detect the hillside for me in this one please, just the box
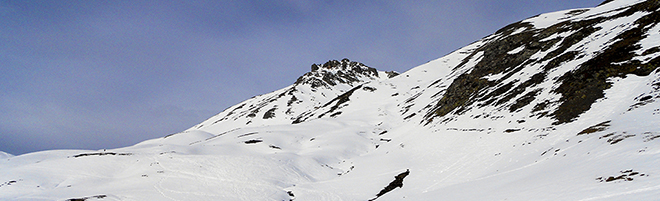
[1,0,659,200]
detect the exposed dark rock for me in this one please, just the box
[293,85,363,124]
[293,59,380,89]
[370,169,410,200]
[329,111,342,117]
[263,108,277,119]
[597,169,647,182]
[577,121,611,135]
[244,139,263,144]
[65,195,107,201]
[363,86,377,92]
[552,1,660,124]
[639,95,653,102]
[426,1,660,125]
[269,145,281,149]
[509,89,542,112]
[73,152,132,158]
[385,71,400,78]
[0,180,17,188]
[287,95,299,107]
[403,113,416,120]
[237,132,258,138]
[643,132,660,142]
[600,132,636,145]
[428,74,491,118]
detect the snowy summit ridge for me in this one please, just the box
[187,58,394,132]
[2,0,660,200]
[297,58,394,88]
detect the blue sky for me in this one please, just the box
[0,0,604,155]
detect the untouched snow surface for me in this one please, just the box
[0,151,12,159]
[2,0,660,200]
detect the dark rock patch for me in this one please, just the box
[65,195,107,201]
[237,132,258,138]
[370,169,410,201]
[269,145,281,149]
[0,180,18,188]
[599,132,636,145]
[425,1,660,125]
[286,191,295,201]
[294,58,379,89]
[292,85,362,124]
[577,121,611,135]
[643,132,660,142]
[244,139,263,144]
[72,152,132,158]
[597,169,647,182]
[263,108,277,119]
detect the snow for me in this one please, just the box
[2,0,659,200]
[580,0,646,20]
[523,0,647,29]
[510,27,528,35]
[0,151,12,159]
[507,45,525,55]
[524,9,578,29]
[634,22,660,62]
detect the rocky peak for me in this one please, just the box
[311,58,378,76]
[295,58,392,88]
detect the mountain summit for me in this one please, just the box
[2,0,659,200]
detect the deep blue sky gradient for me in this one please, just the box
[1,0,603,155]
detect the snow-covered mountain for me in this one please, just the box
[2,0,660,200]
[187,58,398,131]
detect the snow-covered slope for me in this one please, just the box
[0,151,12,160]
[185,58,397,135]
[2,0,659,200]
